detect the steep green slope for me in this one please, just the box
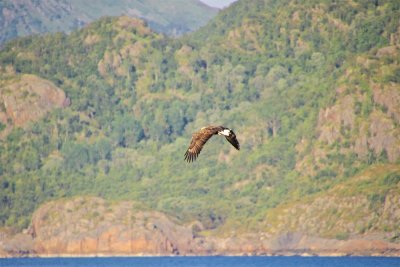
[0,0,399,242]
[0,0,217,44]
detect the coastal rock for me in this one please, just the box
[28,197,205,256]
[0,229,33,257]
[1,196,399,257]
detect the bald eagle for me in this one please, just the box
[184,125,240,162]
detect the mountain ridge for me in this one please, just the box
[0,0,218,45]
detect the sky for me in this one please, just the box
[199,0,238,9]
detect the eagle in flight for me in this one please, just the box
[184,125,240,162]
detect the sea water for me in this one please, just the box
[0,256,399,267]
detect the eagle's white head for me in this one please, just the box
[218,129,231,136]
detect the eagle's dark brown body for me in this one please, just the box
[184,125,240,162]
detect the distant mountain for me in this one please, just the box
[199,0,238,8]
[0,0,218,44]
[0,0,399,256]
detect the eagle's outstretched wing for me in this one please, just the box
[225,129,240,150]
[184,126,222,162]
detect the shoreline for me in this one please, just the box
[1,252,400,258]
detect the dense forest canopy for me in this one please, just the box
[0,0,399,238]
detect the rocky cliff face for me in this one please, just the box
[28,197,204,256]
[1,197,399,257]
[296,46,400,178]
[0,73,68,136]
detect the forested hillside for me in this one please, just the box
[0,0,399,246]
[0,0,217,44]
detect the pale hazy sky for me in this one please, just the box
[199,0,238,8]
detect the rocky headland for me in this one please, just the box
[1,197,399,257]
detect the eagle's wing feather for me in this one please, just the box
[184,126,220,162]
[225,130,240,150]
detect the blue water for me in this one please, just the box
[0,256,399,267]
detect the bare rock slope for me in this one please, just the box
[1,197,399,257]
[0,73,68,136]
